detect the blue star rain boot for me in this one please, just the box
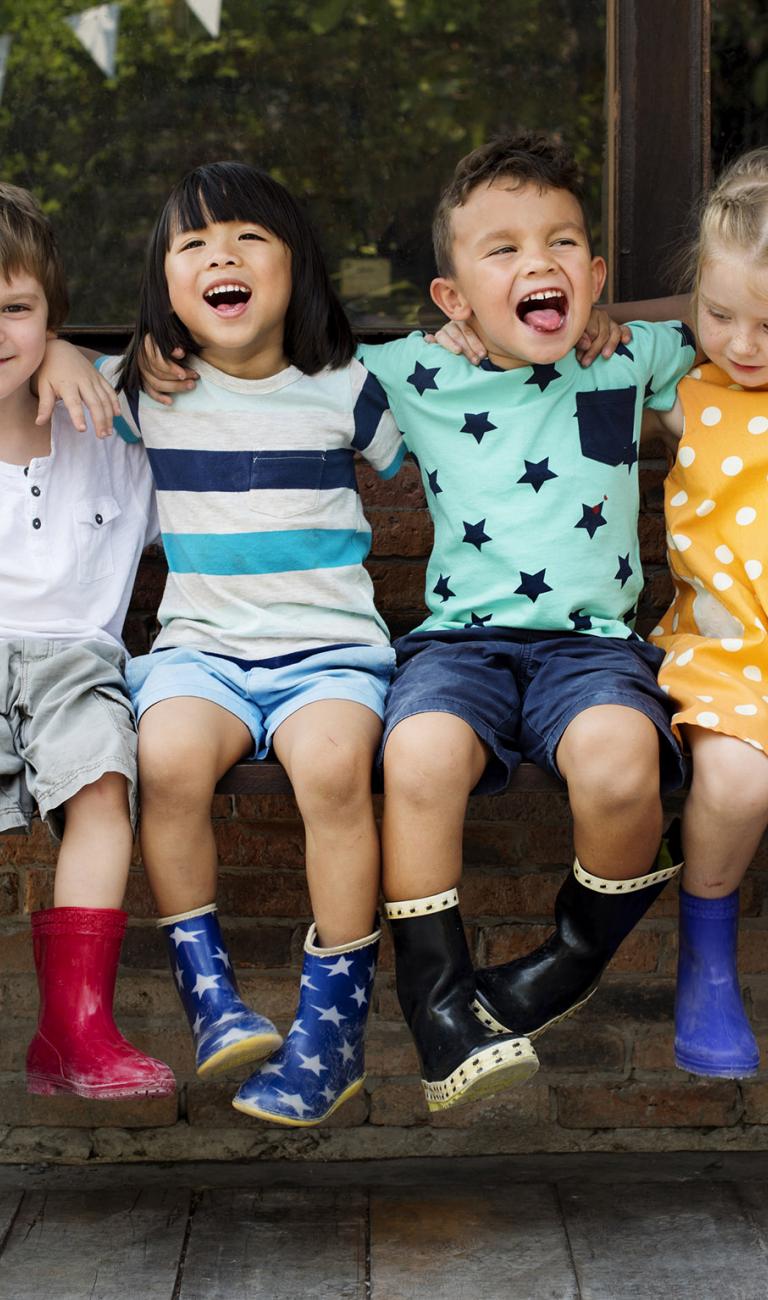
[675,887,759,1078]
[160,904,282,1078]
[233,922,379,1126]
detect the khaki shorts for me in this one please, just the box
[0,639,137,842]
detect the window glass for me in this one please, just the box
[711,1,768,173]
[0,0,606,328]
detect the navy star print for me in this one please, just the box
[525,364,561,392]
[465,611,492,628]
[569,609,593,630]
[515,569,552,602]
[576,501,607,539]
[426,468,442,496]
[407,362,440,395]
[433,574,455,603]
[462,519,492,551]
[675,322,696,350]
[518,457,558,493]
[615,554,633,587]
[615,341,635,362]
[644,378,655,401]
[462,412,497,444]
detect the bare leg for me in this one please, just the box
[681,726,768,898]
[54,771,134,909]
[556,704,663,878]
[381,712,488,900]
[272,699,382,947]
[137,698,252,916]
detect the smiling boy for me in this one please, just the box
[0,183,174,1098]
[354,133,697,1105]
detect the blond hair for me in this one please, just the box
[0,183,68,329]
[682,148,768,299]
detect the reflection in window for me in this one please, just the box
[711,1,768,174]
[0,0,605,329]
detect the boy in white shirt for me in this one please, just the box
[0,183,174,1097]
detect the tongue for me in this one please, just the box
[525,307,564,332]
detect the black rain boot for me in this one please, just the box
[385,888,539,1111]
[473,821,683,1038]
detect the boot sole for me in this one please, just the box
[197,1032,284,1079]
[674,1051,759,1079]
[471,984,599,1039]
[231,1074,364,1126]
[423,1038,539,1112]
[26,1075,175,1099]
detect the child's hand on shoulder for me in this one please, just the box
[576,308,632,367]
[35,339,120,438]
[140,337,199,405]
[425,320,487,364]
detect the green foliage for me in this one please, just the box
[0,0,606,326]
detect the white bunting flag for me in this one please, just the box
[185,0,222,38]
[0,35,11,105]
[65,4,120,79]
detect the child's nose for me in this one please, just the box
[522,248,556,273]
[207,245,240,268]
[732,329,758,357]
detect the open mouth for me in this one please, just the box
[203,282,252,315]
[516,289,568,333]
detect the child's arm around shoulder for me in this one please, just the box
[34,338,121,438]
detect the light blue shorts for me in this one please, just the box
[126,644,396,759]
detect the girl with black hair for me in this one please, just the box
[56,161,406,1126]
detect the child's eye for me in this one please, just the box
[553,237,577,246]
[489,245,517,256]
[179,238,205,251]
[2,303,30,313]
[239,232,266,242]
[708,307,729,322]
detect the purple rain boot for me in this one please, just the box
[675,887,759,1079]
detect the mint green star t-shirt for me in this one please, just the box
[357,321,694,640]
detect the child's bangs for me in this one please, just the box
[163,167,283,248]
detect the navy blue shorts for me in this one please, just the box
[381,629,686,796]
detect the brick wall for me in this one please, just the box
[3,446,768,1164]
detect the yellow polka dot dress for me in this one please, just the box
[651,363,768,752]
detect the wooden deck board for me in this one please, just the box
[369,1183,578,1299]
[176,1187,367,1300]
[0,1189,21,1249]
[560,1180,768,1300]
[0,1187,190,1300]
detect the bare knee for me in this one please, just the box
[65,771,130,823]
[290,733,375,817]
[138,725,216,814]
[689,733,768,823]
[383,714,484,810]
[560,708,661,816]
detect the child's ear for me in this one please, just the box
[430,276,473,322]
[590,256,608,303]
[45,329,57,341]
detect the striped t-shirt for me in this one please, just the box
[97,354,405,659]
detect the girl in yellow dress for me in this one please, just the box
[651,148,768,1077]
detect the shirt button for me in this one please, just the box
[32,518,41,529]
[95,513,103,525]
[31,485,41,497]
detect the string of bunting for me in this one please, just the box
[0,0,223,97]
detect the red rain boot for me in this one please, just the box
[26,907,176,1099]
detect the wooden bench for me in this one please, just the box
[215,758,562,796]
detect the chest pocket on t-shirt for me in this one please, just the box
[249,450,326,519]
[74,495,121,583]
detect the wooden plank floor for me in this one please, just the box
[2,1154,768,1299]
